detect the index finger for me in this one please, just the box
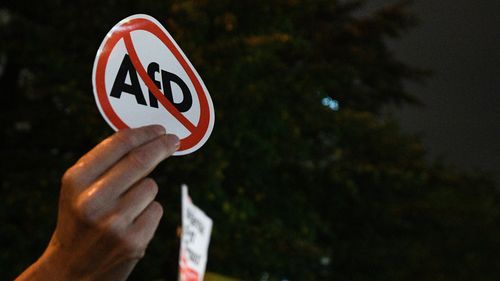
[67,125,166,189]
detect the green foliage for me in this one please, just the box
[0,0,498,280]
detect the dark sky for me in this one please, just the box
[363,0,500,180]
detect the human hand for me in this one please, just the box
[16,125,179,281]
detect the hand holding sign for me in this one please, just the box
[17,15,215,281]
[92,14,215,155]
[16,126,178,281]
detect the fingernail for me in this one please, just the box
[170,134,180,150]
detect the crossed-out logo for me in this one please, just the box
[92,14,215,155]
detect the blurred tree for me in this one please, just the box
[0,0,498,280]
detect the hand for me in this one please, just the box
[16,125,179,281]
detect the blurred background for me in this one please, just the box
[1,0,499,280]
[365,0,500,182]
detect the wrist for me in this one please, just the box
[16,238,75,281]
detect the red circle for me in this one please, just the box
[94,17,211,152]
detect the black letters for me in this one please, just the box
[110,54,147,106]
[147,62,162,108]
[160,70,193,113]
[110,54,193,112]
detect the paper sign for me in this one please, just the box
[92,14,215,155]
[179,184,213,281]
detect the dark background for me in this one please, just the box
[365,0,500,179]
[1,1,499,280]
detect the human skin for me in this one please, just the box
[16,125,179,281]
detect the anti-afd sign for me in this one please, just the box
[92,14,215,155]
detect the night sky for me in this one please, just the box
[364,0,500,180]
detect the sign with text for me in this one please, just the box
[92,14,215,155]
[179,184,213,281]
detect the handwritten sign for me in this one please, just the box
[179,184,213,281]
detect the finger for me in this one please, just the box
[75,178,158,224]
[66,125,166,189]
[116,178,159,224]
[128,201,163,250]
[91,134,179,200]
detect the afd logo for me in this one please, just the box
[110,54,192,112]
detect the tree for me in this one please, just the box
[1,0,498,280]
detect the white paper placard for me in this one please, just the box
[179,184,213,281]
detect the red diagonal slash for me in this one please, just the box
[94,16,212,152]
[123,33,197,133]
